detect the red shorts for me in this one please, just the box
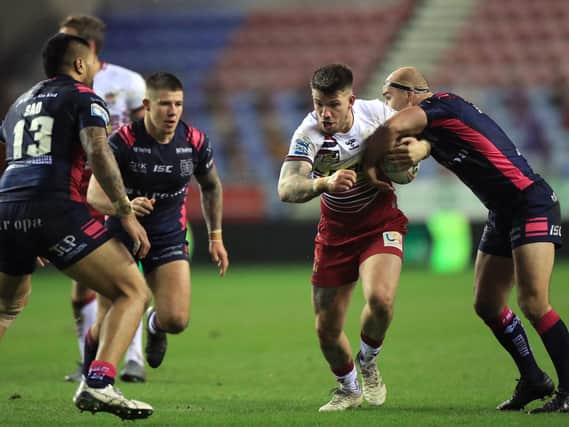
[311,230,404,288]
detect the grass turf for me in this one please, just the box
[1,263,568,426]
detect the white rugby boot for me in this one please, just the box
[356,351,387,406]
[73,380,153,420]
[318,387,363,412]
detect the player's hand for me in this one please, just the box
[131,197,155,217]
[209,240,229,277]
[36,257,50,267]
[385,137,430,171]
[364,165,394,192]
[120,213,150,259]
[326,169,357,193]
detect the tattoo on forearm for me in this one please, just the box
[278,161,320,203]
[80,127,127,203]
[198,170,223,231]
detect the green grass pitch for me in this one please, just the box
[1,263,569,426]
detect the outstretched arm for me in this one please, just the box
[363,106,429,186]
[195,164,229,276]
[278,159,357,203]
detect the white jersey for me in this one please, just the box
[94,62,146,132]
[287,99,394,213]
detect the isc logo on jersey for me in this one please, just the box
[153,165,173,173]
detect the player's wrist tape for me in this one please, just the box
[113,196,133,217]
[209,229,222,242]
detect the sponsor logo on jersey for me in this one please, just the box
[293,139,311,156]
[346,138,359,150]
[133,147,152,154]
[316,149,340,164]
[90,103,110,126]
[383,231,402,250]
[451,148,469,164]
[129,161,147,174]
[153,164,174,173]
[176,147,193,154]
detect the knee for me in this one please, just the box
[366,293,394,320]
[160,313,189,334]
[0,286,31,330]
[473,299,489,321]
[473,299,498,323]
[315,319,342,344]
[517,295,547,324]
[124,278,152,308]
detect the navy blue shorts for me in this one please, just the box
[0,200,113,275]
[479,181,563,257]
[110,227,188,274]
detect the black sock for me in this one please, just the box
[536,309,569,391]
[82,329,99,378]
[486,306,543,383]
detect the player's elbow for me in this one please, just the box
[277,181,292,203]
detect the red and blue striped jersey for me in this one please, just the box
[419,92,541,210]
[0,75,110,202]
[105,119,213,235]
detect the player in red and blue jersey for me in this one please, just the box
[59,15,147,383]
[0,33,153,419]
[86,72,229,374]
[364,66,568,414]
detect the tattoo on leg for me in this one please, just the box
[313,287,339,311]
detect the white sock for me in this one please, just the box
[124,320,144,366]
[359,339,382,366]
[148,311,160,335]
[77,299,97,361]
[336,366,361,394]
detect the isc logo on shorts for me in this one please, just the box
[383,231,402,251]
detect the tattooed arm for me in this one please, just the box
[195,164,229,276]
[80,126,130,213]
[195,164,223,233]
[80,126,150,258]
[277,160,357,203]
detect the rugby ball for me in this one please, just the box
[381,160,420,185]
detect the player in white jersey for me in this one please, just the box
[278,64,410,412]
[59,15,147,383]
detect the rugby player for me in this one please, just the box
[364,66,568,414]
[85,71,229,375]
[59,15,147,383]
[278,64,412,411]
[0,33,153,420]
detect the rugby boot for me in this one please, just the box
[73,380,153,420]
[318,387,363,412]
[145,307,167,368]
[497,372,554,410]
[356,351,387,406]
[64,362,83,382]
[530,389,569,413]
[119,360,146,383]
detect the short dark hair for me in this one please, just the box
[42,33,90,78]
[59,15,106,54]
[311,64,353,95]
[146,72,184,92]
